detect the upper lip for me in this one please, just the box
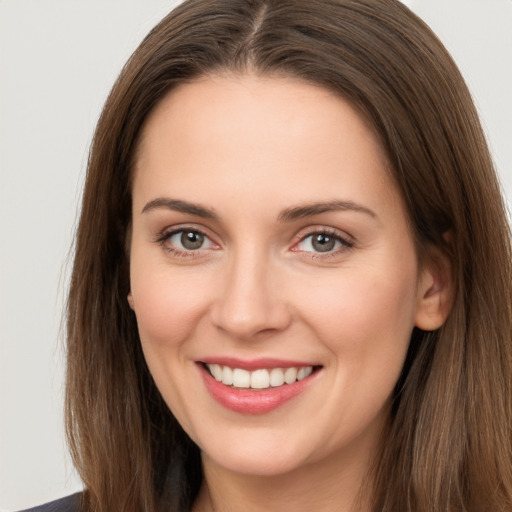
[198,357,320,371]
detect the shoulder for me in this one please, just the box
[18,492,82,512]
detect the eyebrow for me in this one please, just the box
[141,198,217,218]
[277,200,377,222]
[141,197,377,222]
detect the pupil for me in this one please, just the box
[181,231,204,250]
[312,234,335,252]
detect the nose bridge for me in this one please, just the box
[211,243,289,339]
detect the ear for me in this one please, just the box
[414,244,453,331]
[127,292,135,310]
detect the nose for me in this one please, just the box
[210,248,292,340]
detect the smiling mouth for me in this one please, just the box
[204,363,320,389]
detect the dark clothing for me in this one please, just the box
[18,492,82,512]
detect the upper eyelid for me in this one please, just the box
[153,225,215,248]
[293,225,354,243]
[158,224,214,239]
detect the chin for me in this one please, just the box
[197,429,319,477]
[207,450,308,477]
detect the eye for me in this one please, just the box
[154,227,218,257]
[167,229,215,251]
[295,231,353,254]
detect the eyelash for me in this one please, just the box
[293,228,354,258]
[154,226,354,259]
[154,227,216,259]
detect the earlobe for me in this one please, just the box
[127,292,135,310]
[414,248,453,331]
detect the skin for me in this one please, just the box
[128,75,451,511]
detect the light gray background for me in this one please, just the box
[1,1,511,509]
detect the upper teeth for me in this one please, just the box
[206,364,313,389]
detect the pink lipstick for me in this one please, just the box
[198,360,320,414]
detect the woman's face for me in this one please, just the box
[129,75,441,477]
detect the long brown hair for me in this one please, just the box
[66,1,512,510]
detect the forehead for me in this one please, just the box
[137,74,380,154]
[132,74,400,220]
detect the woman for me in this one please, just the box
[24,0,512,510]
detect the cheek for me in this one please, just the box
[129,264,212,430]
[297,262,418,368]
[130,263,213,350]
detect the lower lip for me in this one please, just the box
[199,364,318,414]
